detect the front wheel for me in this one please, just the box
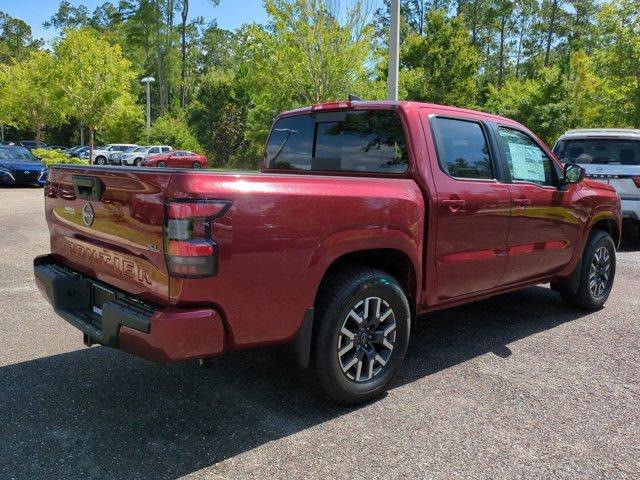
[560,230,616,310]
[95,156,107,165]
[157,161,166,168]
[192,162,202,169]
[134,158,143,166]
[310,267,411,405]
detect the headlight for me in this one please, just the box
[0,167,15,180]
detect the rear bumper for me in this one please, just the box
[33,255,225,362]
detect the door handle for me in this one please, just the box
[513,197,531,207]
[441,197,466,212]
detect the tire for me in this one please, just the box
[192,162,202,169]
[134,158,143,166]
[157,161,166,168]
[95,156,107,165]
[310,267,411,405]
[560,230,616,310]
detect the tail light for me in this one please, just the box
[310,101,354,111]
[632,176,640,188]
[164,199,231,277]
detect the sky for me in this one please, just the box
[2,0,271,42]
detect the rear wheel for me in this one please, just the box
[560,230,616,310]
[134,158,143,166]
[157,161,166,168]
[310,267,411,405]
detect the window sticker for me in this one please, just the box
[508,142,545,182]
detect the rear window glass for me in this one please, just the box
[554,139,640,165]
[264,110,408,173]
[431,117,494,179]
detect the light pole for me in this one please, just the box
[141,76,155,143]
[387,0,400,101]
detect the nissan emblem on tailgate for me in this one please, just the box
[82,203,95,227]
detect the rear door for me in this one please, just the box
[46,166,172,304]
[427,115,512,300]
[493,125,581,285]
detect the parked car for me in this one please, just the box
[19,140,48,150]
[90,143,138,165]
[0,141,16,146]
[44,145,69,153]
[553,129,640,230]
[0,146,48,186]
[67,146,90,158]
[108,145,138,165]
[120,145,172,166]
[142,150,207,169]
[34,100,621,404]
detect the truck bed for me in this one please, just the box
[44,165,425,349]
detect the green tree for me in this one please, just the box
[593,0,640,128]
[100,94,145,143]
[55,28,135,158]
[187,71,250,167]
[2,51,67,143]
[0,12,43,63]
[401,10,480,107]
[147,114,202,152]
[485,66,569,143]
[239,0,375,148]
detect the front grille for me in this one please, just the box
[11,170,40,183]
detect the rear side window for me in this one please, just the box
[431,117,494,180]
[264,110,408,173]
[554,139,640,165]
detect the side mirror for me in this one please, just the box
[563,163,585,185]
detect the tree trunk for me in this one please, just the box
[89,127,94,165]
[180,0,188,108]
[34,124,42,145]
[498,16,506,88]
[544,0,559,67]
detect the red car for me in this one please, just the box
[143,150,207,169]
[35,100,621,404]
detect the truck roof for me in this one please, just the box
[278,100,520,126]
[557,128,640,141]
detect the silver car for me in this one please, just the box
[553,129,640,228]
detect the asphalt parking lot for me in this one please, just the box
[1,186,639,479]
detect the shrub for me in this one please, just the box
[146,115,203,154]
[32,148,90,168]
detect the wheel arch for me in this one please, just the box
[290,243,421,370]
[590,217,620,248]
[314,248,418,311]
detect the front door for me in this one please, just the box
[493,126,581,285]
[428,116,512,300]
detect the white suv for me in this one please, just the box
[90,144,138,165]
[553,129,640,229]
[121,145,172,166]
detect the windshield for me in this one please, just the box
[554,139,640,166]
[0,147,39,162]
[133,146,148,152]
[122,146,137,152]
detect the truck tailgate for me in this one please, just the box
[45,166,172,304]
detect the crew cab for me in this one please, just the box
[34,101,621,404]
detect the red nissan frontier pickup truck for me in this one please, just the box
[34,101,621,404]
